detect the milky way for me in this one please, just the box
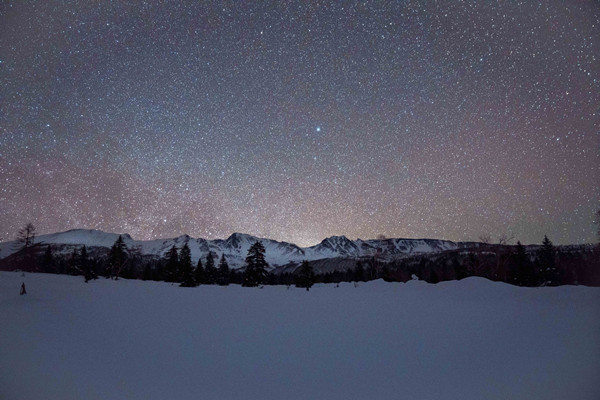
[1,1,598,246]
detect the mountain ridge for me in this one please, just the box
[0,228,483,269]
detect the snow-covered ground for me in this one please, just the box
[1,272,599,400]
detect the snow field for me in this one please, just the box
[1,272,599,400]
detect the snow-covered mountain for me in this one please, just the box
[0,229,476,269]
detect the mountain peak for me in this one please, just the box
[324,235,350,242]
[174,234,191,242]
[312,235,359,256]
[319,235,354,246]
[225,232,259,249]
[226,232,259,242]
[0,228,478,271]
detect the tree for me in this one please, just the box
[41,245,55,273]
[69,248,80,275]
[16,222,36,250]
[451,255,467,280]
[164,245,179,283]
[205,252,217,284]
[354,261,365,282]
[539,235,558,286]
[511,241,534,286]
[380,263,391,282]
[16,222,36,270]
[295,260,314,291]
[478,234,491,245]
[142,263,153,281]
[154,259,165,281]
[498,234,514,245]
[179,243,196,287]
[217,254,230,286]
[81,245,96,282]
[367,261,377,281]
[109,235,128,280]
[195,258,205,285]
[242,241,268,287]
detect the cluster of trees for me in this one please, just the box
[380,235,600,286]
[4,222,600,288]
[27,236,319,289]
[156,242,234,287]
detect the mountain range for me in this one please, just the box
[0,229,482,270]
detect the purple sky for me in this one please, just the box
[1,1,598,246]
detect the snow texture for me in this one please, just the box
[1,272,599,400]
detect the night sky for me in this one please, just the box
[1,1,598,247]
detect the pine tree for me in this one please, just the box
[205,252,217,284]
[428,269,440,284]
[154,259,165,281]
[109,235,128,280]
[354,261,365,282]
[539,235,558,285]
[179,243,196,287]
[195,258,205,285]
[142,263,153,281]
[41,245,55,273]
[70,248,80,275]
[295,260,314,291]
[242,241,269,287]
[511,241,533,286]
[81,245,96,282]
[164,245,179,283]
[90,259,99,280]
[452,256,466,280]
[380,263,391,282]
[218,254,230,286]
[367,262,377,281]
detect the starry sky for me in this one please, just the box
[1,1,598,247]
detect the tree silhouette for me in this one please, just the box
[539,235,558,286]
[82,245,96,282]
[41,245,55,273]
[218,254,230,286]
[109,235,128,280]
[179,243,196,287]
[195,258,205,285]
[242,241,268,287]
[16,222,36,250]
[205,252,217,284]
[354,261,365,282]
[164,245,179,283]
[511,241,533,286]
[295,260,314,291]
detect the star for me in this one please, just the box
[0,0,596,246]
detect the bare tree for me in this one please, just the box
[16,223,36,250]
[478,234,491,244]
[498,233,514,245]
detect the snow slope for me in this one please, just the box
[0,229,471,269]
[1,272,599,400]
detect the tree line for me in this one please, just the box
[25,236,316,289]
[3,223,600,288]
